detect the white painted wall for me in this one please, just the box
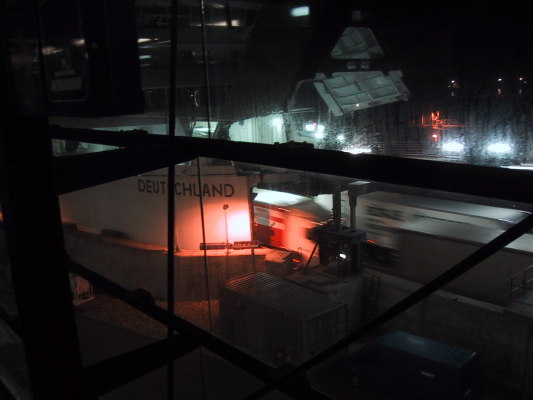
[59,167,252,250]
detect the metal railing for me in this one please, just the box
[504,264,533,305]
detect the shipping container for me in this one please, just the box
[219,272,348,367]
[344,330,481,399]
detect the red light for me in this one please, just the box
[226,210,251,242]
[367,239,376,244]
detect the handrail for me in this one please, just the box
[504,264,533,305]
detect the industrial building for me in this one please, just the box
[1,1,533,399]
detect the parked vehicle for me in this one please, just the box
[344,330,481,399]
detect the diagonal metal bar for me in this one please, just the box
[84,333,198,397]
[49,127,533,204]
[0,380,16,400]
[0,305,20,336]
[49,125,161,148]
[243,213,533,399]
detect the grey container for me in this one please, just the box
[219,271,348,367]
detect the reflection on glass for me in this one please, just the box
[34,0,533,395]
[59,170,168,370]
[53,140,533,396]
[159,159,532,398]
[37,1,533,169]
[39,1,533,168]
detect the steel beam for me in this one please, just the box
[54,145,196,194]
[50,127,533,204]
[84,333,198,397]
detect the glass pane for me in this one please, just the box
[22,1,533,398]
[142,158,258,334]
[194,2,533,171]
[39,1,533,168]
[178,157,533,399]
[48,0,173,156]
[59,170,168,369]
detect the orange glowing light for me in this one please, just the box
[421,111,464,130]
[178,201,251,250]
[227,210,252,242]
[367,239,376,244]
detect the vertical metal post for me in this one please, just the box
[167,0,179,399]
[223,204,229,253]
[332,190,341,231]
[0,60,90,400]
[523,270,527,297]
[523,324,532,400]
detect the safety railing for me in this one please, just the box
[504,264,533,305]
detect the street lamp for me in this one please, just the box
[223,204,229,254]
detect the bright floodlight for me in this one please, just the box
[442,142,464,152]
[291,6,309,17]
[305,123,325,138]
[304,123,315,132]
[344,146,372,154]
[271,117,283,129]
[487,143,511,153]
